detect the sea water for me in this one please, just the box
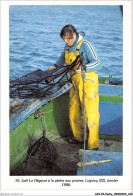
[9,5,123,81]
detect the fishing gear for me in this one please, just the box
[9,52,84,99]
[45,52,84,83]
[22,109,61,174]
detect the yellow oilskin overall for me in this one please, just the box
[65,40,99,150]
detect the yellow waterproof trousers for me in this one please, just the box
[69,72,99,150]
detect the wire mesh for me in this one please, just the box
[9,53,84,99]
[9,68,68,99]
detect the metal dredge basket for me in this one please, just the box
[9,68,70,99]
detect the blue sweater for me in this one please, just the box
[56,33,102,73]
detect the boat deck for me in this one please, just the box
[10,136,122,176]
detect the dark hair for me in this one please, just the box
[60,24,78,38]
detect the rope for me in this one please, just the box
[44,53,84,95]
[80,55,95,175]
[79,54,86,176]
[81,68,86,176]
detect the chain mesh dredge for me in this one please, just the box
[9,53,84,99]
[9,68,68,99]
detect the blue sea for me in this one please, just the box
[9,5,123,81]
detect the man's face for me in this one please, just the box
[62,33,77,47]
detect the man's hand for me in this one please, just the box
[75,64,86,73]
[75,66,81,74]
[48,66,56,71]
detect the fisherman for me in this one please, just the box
[48,24,102,150]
